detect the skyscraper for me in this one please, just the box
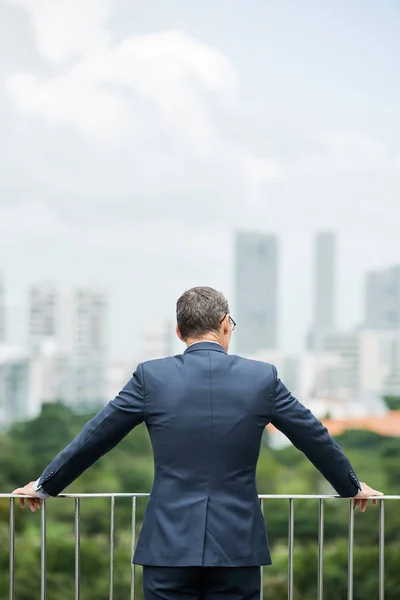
[234,231,278,354]
[72,287,108,408]
[365,265,400,329]
[308,232,336,350]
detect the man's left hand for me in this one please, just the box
[12,482,42,511]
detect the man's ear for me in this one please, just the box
[222,315,230,335]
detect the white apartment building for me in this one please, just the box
[359,329,400,398]
[28,284,108,410]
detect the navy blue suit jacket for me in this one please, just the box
[37,342,361,567]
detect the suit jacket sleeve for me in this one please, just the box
[36,364,146,497]
[269,366,361,498]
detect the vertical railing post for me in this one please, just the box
[288,499,294,600]
[260,498,264,600]
[41,500,47,600]
[379,499,385,600]
[317,499,324,600]
[347,500,354,600]
[75,498,80,600]
[131,496,137,600]
[9,498,15,600]
[110,496,115,600]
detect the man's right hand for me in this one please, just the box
[353,482,383,512]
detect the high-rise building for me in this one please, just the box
[29,283,58,351]
[0,274,5,343]
[308,232,336,351]
[365,266,400,329]
[234,231,278,354]
[69,287,108,408]
[28,283,108,408]
[0,346,31,428]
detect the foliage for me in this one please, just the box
[383,396,400,411]
[0,403,399,599]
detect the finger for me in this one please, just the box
[28,498,36,512]
[372,498,377,506]
[353,499,360,510]
[35,498,42,510]
[361,499,368,513]
[13,488,27,508]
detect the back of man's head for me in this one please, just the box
[176,287,229,341]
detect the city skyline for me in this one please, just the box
[2,229,400,359]
[3,231,400,422]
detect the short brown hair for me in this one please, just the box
[176,287,229,340]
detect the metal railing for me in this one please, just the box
[1,493,399,600]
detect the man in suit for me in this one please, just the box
[14,286,382,599]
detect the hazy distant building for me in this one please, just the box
[245,349,304,398]
[359,329,400,397]
[308,232,336,351]
[140,320,175,361]
[28,284,108,408]
[0,346,31,428]
[365,266,400,329]
[29,283,58,352]
[320,330,359,398]
[0,274,5,343]
[69,287,108,408]
[235,232,278,353]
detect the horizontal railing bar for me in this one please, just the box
[2,493,399,500]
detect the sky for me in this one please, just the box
[1,0,400,359]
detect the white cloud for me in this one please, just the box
[7,70,130,139]
[7,0,113,62]
[7,29,237,146]
[5,1,280,200]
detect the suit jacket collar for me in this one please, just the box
[184,341,227,355]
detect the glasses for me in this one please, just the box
[220,314,236,331]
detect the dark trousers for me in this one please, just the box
[143,566,261,600]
